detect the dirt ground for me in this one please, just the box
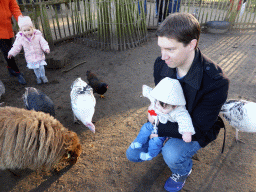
[0,30,256,192]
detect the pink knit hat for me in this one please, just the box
[18,16,34,29]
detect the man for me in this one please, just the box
[126,13,229,191]
[0,0,26,84]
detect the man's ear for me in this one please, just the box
[189,39,197,50]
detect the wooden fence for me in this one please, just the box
[16,0,256,49]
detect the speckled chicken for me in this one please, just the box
[22,87,55,117]
[220,99,256,142]
[70,77,96,133]
[86,70,108,98]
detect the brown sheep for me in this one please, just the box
[0,106,81,172]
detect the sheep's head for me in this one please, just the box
[63,131,82,165]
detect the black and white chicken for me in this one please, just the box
[70,77,96,133]
[220,99,256,142]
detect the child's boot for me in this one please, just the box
[36,78,42,84]
[17,73,26,85]
[33,68,42,84]
[38,66,48,83]
[41,76,48,84]
[8,68,26,85]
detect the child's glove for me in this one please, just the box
[182,132,192,142]
[45,49,50,54]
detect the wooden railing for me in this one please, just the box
[15,0,256,49]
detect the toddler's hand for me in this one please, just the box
[148,111,155,124]
[150,133,158,139]
[7,54,13,59]
[182,132,192,143]
[45,49,50,54]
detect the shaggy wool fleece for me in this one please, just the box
[0,106,81,171]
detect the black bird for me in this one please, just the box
[86,70,108,98]
[22,87,55,117]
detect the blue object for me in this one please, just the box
[164,170,192,191]
[168,0,181,13]
[130,122,166,159]
[17,73,26,85]
[138,0,147,15]
[7,68,19,77]
[17,0,30,4]
[24,88,55,117]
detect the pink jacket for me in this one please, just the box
[8,29,50,63]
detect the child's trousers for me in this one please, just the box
[131,122,166,158]
[33,65,46,79]
[126,136,201,176]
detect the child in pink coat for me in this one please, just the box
[8,16,50,84]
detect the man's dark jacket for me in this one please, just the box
[154,48,229,148]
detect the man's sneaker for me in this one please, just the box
[164,169,192,192]
[41,76,48,84]
[36,78,42,84]
[17,73,26,85]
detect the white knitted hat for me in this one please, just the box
[150,77,186,105]
[18,16,34,29]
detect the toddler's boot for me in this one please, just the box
[17,73,26,85]
[36,78,42,84]
[41,76,48,84]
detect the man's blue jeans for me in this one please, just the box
[126,136,201,176]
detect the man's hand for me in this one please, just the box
[182,132,192,142]
[45,49,50,54]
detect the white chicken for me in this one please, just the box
[220,99,256,142]
[70,77,96,133]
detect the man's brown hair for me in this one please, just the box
[156,13,201,48]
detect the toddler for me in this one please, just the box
[8,16,50,84]
[130,77,195,161]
